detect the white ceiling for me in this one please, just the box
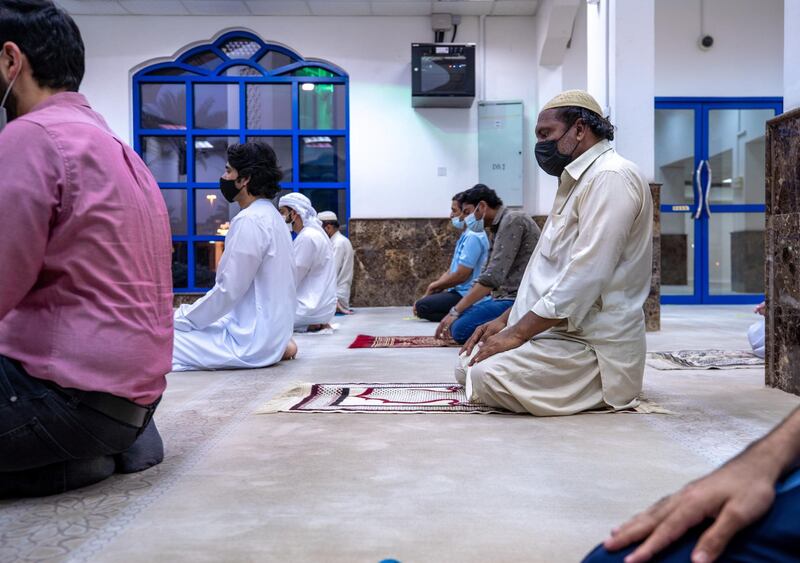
[56,0,539,17]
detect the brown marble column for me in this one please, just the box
[765,108,800,396]
[646,183,662,332]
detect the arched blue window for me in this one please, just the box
[132,30,349,292]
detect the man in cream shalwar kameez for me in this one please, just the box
[456,90,653,416]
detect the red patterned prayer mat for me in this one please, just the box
[257,383,511,414]
[348,334,460,349]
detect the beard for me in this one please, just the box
[0,73,18,122]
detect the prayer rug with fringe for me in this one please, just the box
[257,383,672,415]
[348,335,459,349]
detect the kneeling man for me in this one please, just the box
[0,1,171,497]
[458,90,653,416]
[173,142,297,370]
[279,193,337,332]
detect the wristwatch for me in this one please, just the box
[449,307,461,318]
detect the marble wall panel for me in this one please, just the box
[350,219,460,307]
[661,235,688,286]
[173,293,203,307]
[765,108,800,396]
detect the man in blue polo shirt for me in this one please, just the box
[414,192,490,322]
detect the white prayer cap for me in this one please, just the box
[318,211,338,222]
[279,192,324,231]
[541,89,604,117]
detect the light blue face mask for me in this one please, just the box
[464,211,484,233]
[451,216,465,229]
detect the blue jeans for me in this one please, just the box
[0,355,163,498]
[450,298,515,344]
[582,468,800,562]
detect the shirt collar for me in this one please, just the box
[561,139,613,185]
[490,205,507,231]
[29,92,90,114]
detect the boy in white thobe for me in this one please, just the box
[279,194,337,331]
[319,211,355,313]
[457,90,653,416]
[173,143,297,371]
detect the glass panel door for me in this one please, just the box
[706,109,773,205]
[655,106,702,302]
[703,106,775,302]
[707,212,764,295]
[655,99,781,304]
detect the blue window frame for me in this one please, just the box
[132,31,350,293]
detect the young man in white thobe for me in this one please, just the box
[279,194,337,332]
[318,211,355,314]
[457,90,653,416]
[172,142,298,371]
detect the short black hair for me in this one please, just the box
[461,184,503,209]
[555,106,615,141]
[0,0,85,92]
[452,191,465,204]
[227,142,283,199]
[321,219,340,229]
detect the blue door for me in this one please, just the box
[655,98,782,304]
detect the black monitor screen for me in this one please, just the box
[419,55,468,94]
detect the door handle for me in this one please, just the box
[703,159,713,217]
[694,159,704,220]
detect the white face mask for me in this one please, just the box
[0,70,19,133]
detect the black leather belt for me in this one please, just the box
[43,380,156,428]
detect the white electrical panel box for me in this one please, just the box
[478,101,524,206]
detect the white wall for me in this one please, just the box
[785,0,800,111]
[74,15,537,219]
[533,0,566,214]
[655,0,783,97]
[609,0,655,179]
[484,17,538,213]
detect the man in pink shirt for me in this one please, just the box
[0,0,173,496]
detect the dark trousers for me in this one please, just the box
[582,469,800,562]
[415,290,463,322]
[0,355,162,498]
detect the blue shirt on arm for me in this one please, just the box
[449,230,490,296]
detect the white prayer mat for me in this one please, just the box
[257,383,672,415]
[295,322,340,335]
[647,350,765,370]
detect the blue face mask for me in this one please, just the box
[464,212,484,233]
[451,216,464,229]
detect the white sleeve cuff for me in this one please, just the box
[532,296,557,319]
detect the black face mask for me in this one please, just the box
[535,123,579,177]
[219,177,240,203]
